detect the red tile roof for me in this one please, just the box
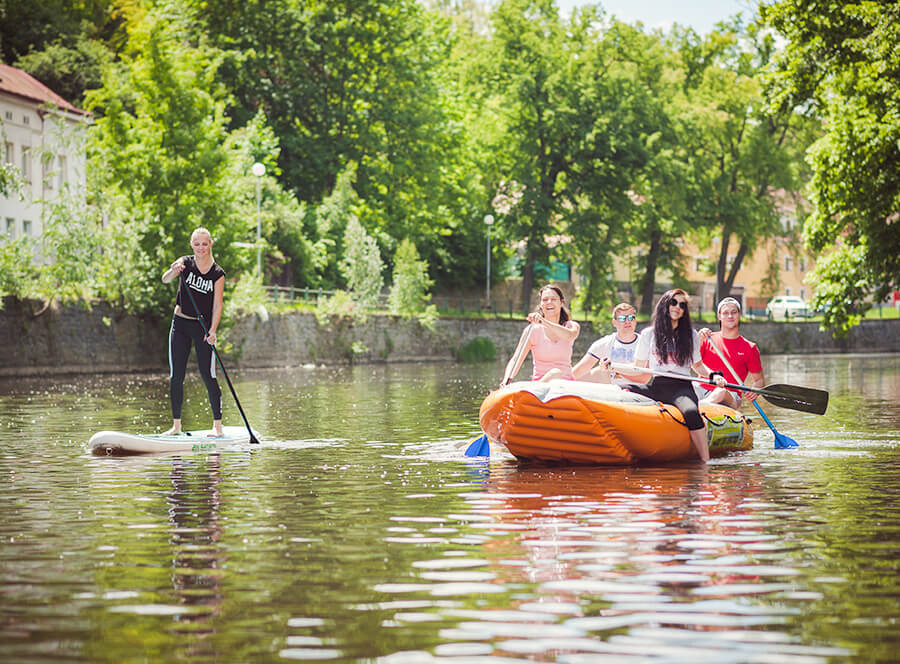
[0,63,88,116]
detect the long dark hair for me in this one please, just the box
[534,284,570,326]
[652,288,693,366]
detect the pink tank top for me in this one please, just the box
[530,324,575,380]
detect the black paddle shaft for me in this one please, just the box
[179,273,259,444]
[609,363,829,415]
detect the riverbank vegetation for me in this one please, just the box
[1,1,897,334]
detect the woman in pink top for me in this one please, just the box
[501,285,580,385]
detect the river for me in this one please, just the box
[0,353,898,663]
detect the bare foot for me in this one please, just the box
[208,428,224,438]
[162,427,182,436]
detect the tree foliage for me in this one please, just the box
[389,238,433,314]
[762,0,900,333]
[1,0,848,331]
[340,217,385,310]
[675,20,813,306]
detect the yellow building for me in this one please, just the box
[612,210,816,316]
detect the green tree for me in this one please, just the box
[340,217,384,310]
[186,0,487,290]
[553,18,655,315]
[480,0,588,312]
[388,238,433,314]
[676,20,814,304]
[85,7,243,313]
[762,0,900,333]
[2,0,124,104]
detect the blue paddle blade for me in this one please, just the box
[773,431,799,449]
[752,401,799,449]
[464,434,490,457]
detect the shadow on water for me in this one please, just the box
[0,354,898,662]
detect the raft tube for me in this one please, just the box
[479,380,752,465]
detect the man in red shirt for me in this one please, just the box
[698,297,765,409]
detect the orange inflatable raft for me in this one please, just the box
[479,380,753,465]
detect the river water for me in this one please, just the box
[0,353,898,663]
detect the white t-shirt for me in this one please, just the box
[587,332,639,385]
[633,327,700,375]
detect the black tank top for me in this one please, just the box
[176,256,225,323]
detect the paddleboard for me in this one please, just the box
[89,426,259,456]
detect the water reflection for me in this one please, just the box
[166,456,225,649]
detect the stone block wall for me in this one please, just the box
[2,298,898,377]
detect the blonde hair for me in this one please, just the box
[191,227,213,243]
[612,302,635,318]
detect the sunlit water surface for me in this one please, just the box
[1,354,898,663]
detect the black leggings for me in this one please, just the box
[168,316,222,420]
[624,376,704,430]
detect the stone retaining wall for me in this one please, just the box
[1,298,898,376]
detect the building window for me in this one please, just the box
[785,286,792,296]
[5,218,15,239]
[3,110,11,121]
[694,257,705,272]
[784,255,792,271]
[21,147,31,183]
[23,220,32,237]
[4,142,12,164]
[22,115,29,125]
[800,256,807,272]
[800,288,806,300]
[43,156,53,190]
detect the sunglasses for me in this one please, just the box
[615,314,636,322]
[669,299,688,310]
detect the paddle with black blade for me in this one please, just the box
[465,323,535,457]
[706,337,798,449]
[180,273,260,444]
[610,363,829,415]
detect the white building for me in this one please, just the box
[0,63,90,258]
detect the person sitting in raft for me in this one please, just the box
[571,302,639,384]
[500,284,580,386]
[601,288,726,462]
[696,296,765,409]
[161,227,226,437]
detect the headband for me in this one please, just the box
[717,297,742,314]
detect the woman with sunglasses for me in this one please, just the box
[501,284,580,386]
[572,302,639,384]
[602,289,725,462]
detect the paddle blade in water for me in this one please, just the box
[773,430,799,448]
[464,434,490,457]
[760,383,829,415]
[752,400,799,449]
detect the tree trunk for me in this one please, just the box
[716,229,749,302]
[715,229,732,303]
[638,225,662,316]
[520,246,536,315]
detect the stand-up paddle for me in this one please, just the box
[707,338,798,449]
[610,363,829,415]
[181,274,259,444]
[465,324,534,458]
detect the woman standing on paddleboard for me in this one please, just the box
[161,227,226,437]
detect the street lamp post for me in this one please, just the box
[251,162,265,275]
[484,214,494,307]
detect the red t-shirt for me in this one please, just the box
[700,332,762,392]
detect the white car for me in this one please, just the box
[766,295,810,320]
